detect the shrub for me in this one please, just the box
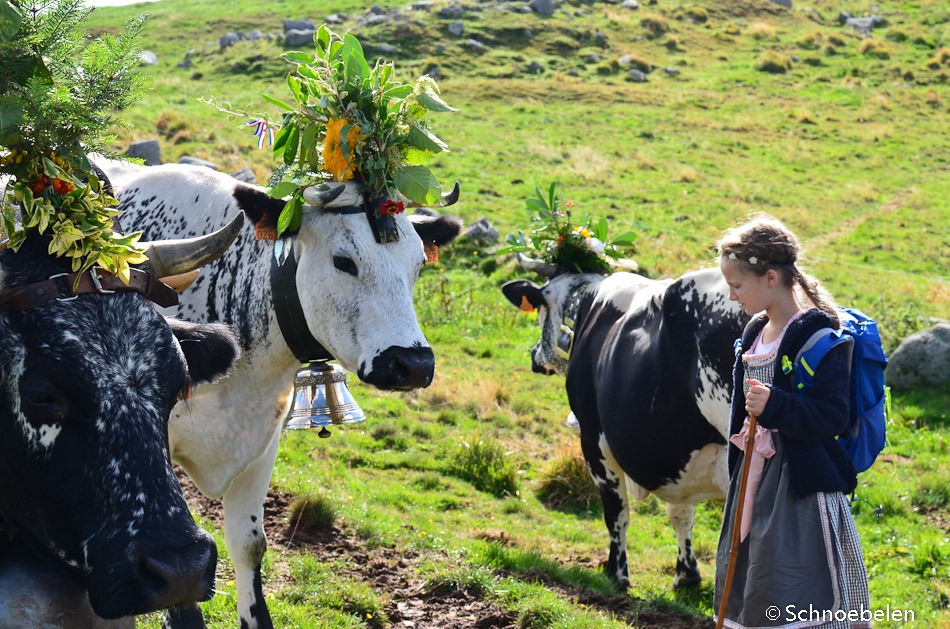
[676,167,700,182]
[665,34,685,51]
[797,111,818,125]
[288,493,337,532]
[536,444,599,512]
[748,22,777,40]
[686,6,708,23]
[803,56,822,67]
[796,31,823,50]
[622,53,655,73]
[859,38,891,59]
[449,436,520,496]
[641,16,671,39]
[826,34,847,47]
[755,51,792,73]
[723,22,742,36]
[885,29,908,42]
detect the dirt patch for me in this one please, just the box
[176,468,711,628]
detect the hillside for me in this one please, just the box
[81,0,950,627]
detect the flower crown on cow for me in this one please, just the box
[498,183,638,276]
[204,26,455,243]
[0,3,150,283]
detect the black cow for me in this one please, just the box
[503,262,747,589]
[0,225,241,623]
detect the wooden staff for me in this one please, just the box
[716,413,758,629]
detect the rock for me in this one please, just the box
[439,4,464,18]
[466,38,486,51]
[885,324,950,388]
[664,66,680,75]
[436,43,446,53]
[519,4,532,12]
[284,29,316,47]
[412,1,435,9]
[219,32,239,49]
[230,167,256,183]
[176,58,193,69]
[179,156,218,170]
[582,53,603,62]
[627,69,648,82]
[139,50,158,65]
[324,14,345,25]
[361,13,390,26]
[529,0,555,15]
[574,9,588,16]
[245,30,265,40]
[593,31,608,46]
[283,19,315,32]
[768,0,791,7]
[527,60,544,73]
[567,69,580,76]
[371,43,399,55]
[620,0,639,7]
[462,217,499,244]
[369,4,385,14]
[426,65,442,79]
[448,21,464,35]
[838,11,852,25]
[845,16,883,36]
[126,139,161,166]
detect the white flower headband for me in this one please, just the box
[726,251,770,265]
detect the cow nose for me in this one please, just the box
[359,346,435,390]
[134,536,217,611]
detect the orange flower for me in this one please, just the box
[322,118,363,182]
[52,178,74,195]
[29,174,50,195]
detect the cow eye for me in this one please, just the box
[333,254,358,277]
[20,381,68,424]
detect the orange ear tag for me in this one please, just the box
[177,381,193,402]
[520,296,536,313]
[423,240,439,263]
[256,224,278,240]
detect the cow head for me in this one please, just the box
[0,235,240,618]
[234,182,463,391]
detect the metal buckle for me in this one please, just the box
[49,273,78,302]
[555,315,575,361]
[89,269,114,295]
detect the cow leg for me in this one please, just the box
[164,603,206,628]
[581,431,630,589]
[222,427,281,629]
[666,503,701,589]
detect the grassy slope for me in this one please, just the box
[84,0,950,626]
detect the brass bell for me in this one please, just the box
[283,361,365,437]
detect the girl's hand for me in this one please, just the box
[745,378,771,416]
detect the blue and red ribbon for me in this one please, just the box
[247,119,274,150]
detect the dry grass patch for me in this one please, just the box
[748,21,777,40]
[536,443,599,512]
[755,50,791,73]
[859,38,892,59]
[675,167,700,183]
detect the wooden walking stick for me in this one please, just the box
[716,413,758,629]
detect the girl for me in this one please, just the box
[714,216,870,628]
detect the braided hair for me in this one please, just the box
[717,214,839,328]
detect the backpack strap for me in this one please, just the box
[793,327,851,390]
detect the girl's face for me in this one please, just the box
[719,257,776,316]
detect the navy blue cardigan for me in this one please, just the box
[728,309,858,498]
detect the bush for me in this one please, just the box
[885,29,908,42]
[748,22,777,40]
[622,53,655,73]
[288,493,337,532]
[859,38,892,59]
[686,6,708,23]
[665,34,685,51]
[449,436,520,496]
[796,31,823,50]
[723,22,742,36]
[755,51,792,73]
[641,16,671,39]
[536,444,599,512]
[803,56,822,67]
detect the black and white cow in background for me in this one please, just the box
[502,258,747,589]
[100,160,463,629]
[0,223,242,623]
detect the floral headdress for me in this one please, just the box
[0,3,150,283]
[205,26,455,243]
[724,251,770,266]
[498,183,637,275]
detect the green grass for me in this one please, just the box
[74,0,950,625]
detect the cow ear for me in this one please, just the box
[232,184,286,230]
[166,319,241,385]
[501,279,545,310]
[409,214,463,247]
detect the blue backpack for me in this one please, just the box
[791,307,891,473]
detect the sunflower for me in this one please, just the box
[322,118,363,182]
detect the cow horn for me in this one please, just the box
[516,252,557,278]
[302,183,346,207]
[140,210,245,278]
[439,181,460,207]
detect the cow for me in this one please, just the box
[501,257,748,590]
[99,160,464,629]
[0,218,243,623]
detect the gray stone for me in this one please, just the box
[284,28,316,47]
[361,13,390,26]
[519,4,533,12]
[426,65,442,79]
[620,0,638,7]
[768,0,792,7]
[179,156,219,170]
[369,4,385,14]
[230,167,256,183]
[412,1,435,9]
[283,19,315,32]
[529,0,555,15]
[527,60,544,73]
[139,50,158,65]
[176,57,193,69]
[885,323,950,389]
[372,43,398,55]
[567,69,580,76]
[448,21,464,35]
[219,32,239,49]
[466,38,486,51]
[664,66,680,75]
[593,31,608,46]
[436,43,446,53]
[838,11,852,24]
[324,14,345,25]
[627,69,648,82]
[845,16,880,36]
[126,139,161,166]
[245,30,265,40]
[574,9,588,16]
[462,217,499,244]
[439,4,464,18]
[523,28,533,38]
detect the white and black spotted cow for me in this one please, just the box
[502,260,747,589]
[100,160,463,629]
[0,228,241,623]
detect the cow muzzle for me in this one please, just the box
[359,345,435,390]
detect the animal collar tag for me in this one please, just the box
[555,287,584,362]
[424,240,439,264]
[519,295,535,313]
[270,237,333,362]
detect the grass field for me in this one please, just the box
[80,0,950,626]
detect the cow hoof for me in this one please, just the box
[672,572,702,590]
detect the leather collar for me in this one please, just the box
[270,237,333,363]
[0,268,179,312]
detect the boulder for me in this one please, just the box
[448,21,464,35]
[371,43,399,55]
[245,30,265,40]
[179,156,219,170]
[368,4,386,14]
[620,0,639,7]
[466,38,486,51]
[885,323,950,389]
[126,139,161,166]
[845,16,879,36]
[284,29,316,47]
[361,13,390,26]
[462,217,499,244]
[324,14,345,25]
[139,50,158,65]
[176,58,193,69]
[529,0,555,15]
[664,66,681,75]
[627,69,648,82]
[439,4,464,18]
[219,32,239,49]
[768,0,792,7]
[527,60,544,73]
[412,1,435,9]
[283,19,315,32]
[230,167,256,183]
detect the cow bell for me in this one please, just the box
[283,361,365,437]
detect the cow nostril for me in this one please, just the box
[136,555,170,596]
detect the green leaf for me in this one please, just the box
[269,182,298,198]
[316,24,331,53]
[404,147,435,164]
[394,166,441,205]
[406,124,447,154]
[283,125,300,167]
[610,230,638,244]
[594,217,608,242]
[287,75,303,104]
[341,33,369,82]
[0,1,22,43]
[384,85,413,99]
[283,51,315,65]
[0,101,24,132]
[272,124,292,152]
[297,64,320,81]
[278,196,302,236]
[262,94,294,110]
[416,91,457,112]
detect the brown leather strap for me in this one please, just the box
[0,268,180,312]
